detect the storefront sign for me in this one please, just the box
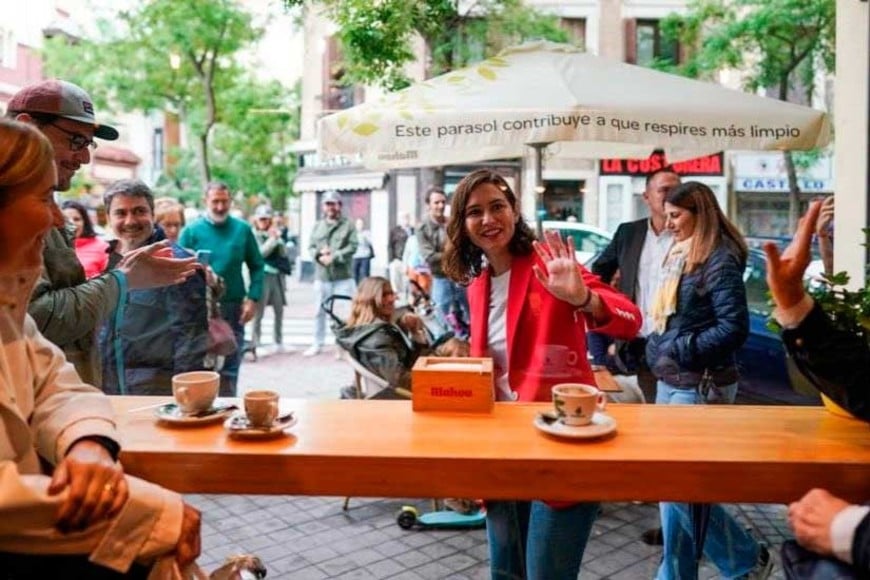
[736,177,833,193]
[599,152,724,176]
[300,150,362,169]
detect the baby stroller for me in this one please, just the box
[407,278,469,341]
[322,294,454,400]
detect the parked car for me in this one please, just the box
[737,248,821,405]
[541,220,614,265]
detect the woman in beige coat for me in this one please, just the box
[0,119,201,577]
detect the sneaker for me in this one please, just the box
[302,345,321,357]
[640,527,664,546]
[740,545,773,580]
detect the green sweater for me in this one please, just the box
[179,215,264,303]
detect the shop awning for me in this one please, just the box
[293,171,386,193]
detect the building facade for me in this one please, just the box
[293,0,835,276]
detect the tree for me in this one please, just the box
[284,0,571,91]
[43,0,298,193]
[661,0,835,230]
[209,79,300,210]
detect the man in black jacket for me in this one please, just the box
[591,168,681,403]
[766,200,869,576]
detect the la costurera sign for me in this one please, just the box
[600,152,724,177]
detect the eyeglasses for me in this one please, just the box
[49,122,97,152]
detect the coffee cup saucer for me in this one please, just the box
[223,412,297,439]
[533,411,617,440]
[155,401,236,425]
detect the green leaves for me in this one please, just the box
[806,229,870,338]
[299,0,569,91]
[43,0,300,205]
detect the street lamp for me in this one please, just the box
[169,53,181,70]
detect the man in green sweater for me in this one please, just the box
[179,182,264,395]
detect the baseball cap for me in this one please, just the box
[7,79,119,141]
[254,205,273,219]
[322,190,342,204]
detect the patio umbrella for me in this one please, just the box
[318,40,830,190]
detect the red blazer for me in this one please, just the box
[467,252,641,402]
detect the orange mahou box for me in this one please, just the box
[411,356,494,413]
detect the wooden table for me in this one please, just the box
[113,397,870,504]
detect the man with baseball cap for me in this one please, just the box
[305,190,358,357]
[7,79,198,386]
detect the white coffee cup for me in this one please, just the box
[552,383,607,426]
[172,371,219,414]
[244,390,280,428]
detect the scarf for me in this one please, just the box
[649,237,693,335]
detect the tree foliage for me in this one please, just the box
[43,0,300,207]
[284,0,571,90]
[660,0,835,229]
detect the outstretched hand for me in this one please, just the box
[117,240,199,290]
[532,230,588,306]
[764,200,822,311]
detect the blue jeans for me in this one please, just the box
[486,500,600,580]
[431,276,469,337]
[218,301,245,397]
[313,278,356,346]
[655,380,761,580]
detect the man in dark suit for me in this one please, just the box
[591,168,681,404]
[766,200,868,576]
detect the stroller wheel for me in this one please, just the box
[397,506,419,530]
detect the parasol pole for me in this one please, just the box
[529,143,549,239]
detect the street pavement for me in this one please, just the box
[193,278,792,579]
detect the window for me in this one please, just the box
[0,27,15,68]
[625,19,679,67]
[560,18,586,51]
[152,128,164,174]
[322,37,358,112]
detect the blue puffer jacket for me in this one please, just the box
[100,228,209,395]
[646,240,749,388]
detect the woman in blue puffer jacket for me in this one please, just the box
[646,181,773,580]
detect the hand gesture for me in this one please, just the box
[816,196,834,237]
[399,312,424,333]
[318,247,334,266]
[48,439,127,531]
[532,230,588,306]
[788,488,850,556]
[240,298,257,324]
[117,241,199,290]
[175,503,202,567]
[764,200,821,311]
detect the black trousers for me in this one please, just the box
[627,337,658,404]
[0,553,150,579]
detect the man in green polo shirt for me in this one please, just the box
[179,182,264,395]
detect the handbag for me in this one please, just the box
[264,251,293,276]
[207,313,238,357]
[697,369,729,404]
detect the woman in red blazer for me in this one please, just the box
[443,169,641,580]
